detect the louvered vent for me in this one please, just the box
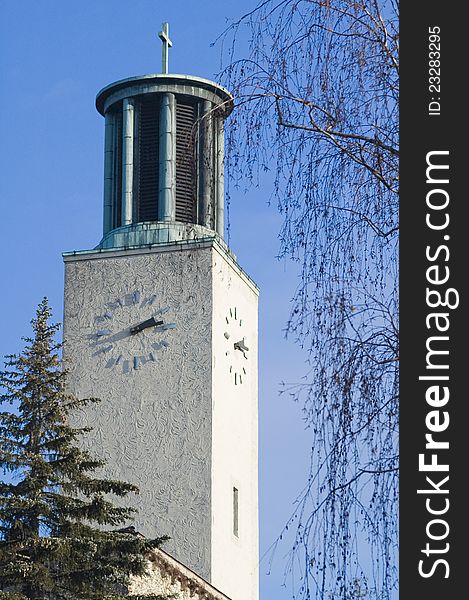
[137,95,159,222]
[112,105,123,230]
[175,101,197,222]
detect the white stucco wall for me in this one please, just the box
[211,250,259,600]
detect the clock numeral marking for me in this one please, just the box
[123,293,135,307]
[133,356,140,370]
[243,367,246,375]
[224,332,230,339]
[155,305,170,315]
[142,294,157,307]
[157,322,176,331]
[239,375,243,384]
[95,311,113,323]
[225,317,230,325]
[115,355,123,365]
[96,329,112,337]
[107,298,123,310]
[149,352,157,363]
[132,291,141,305]
[152,340,169,351]
[101,344,113,354]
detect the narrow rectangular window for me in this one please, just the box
[233,486,239,537]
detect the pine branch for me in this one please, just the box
[0,299,170,599]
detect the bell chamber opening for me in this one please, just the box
[136,94,160,223]
[107,94,198,227]
[175,99,197,223]
[98,74,233,248]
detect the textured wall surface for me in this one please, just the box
[63,240,259,597]
[63,243,214,579]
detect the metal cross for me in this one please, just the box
[158,22,172,74]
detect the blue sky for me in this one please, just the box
[0,2,312,597]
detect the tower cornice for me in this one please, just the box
[63,235,259,296]
[96,73,233,116]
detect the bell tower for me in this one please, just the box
[62,24,258,600]
[97,28,231,249]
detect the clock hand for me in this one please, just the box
[130,317,164,335]
[234,338,249,354]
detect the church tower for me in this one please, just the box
[62,25,258,600]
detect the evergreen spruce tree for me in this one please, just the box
[0,299,168,600]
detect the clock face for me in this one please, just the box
[224,306,249,385]
[90,290,176,372]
